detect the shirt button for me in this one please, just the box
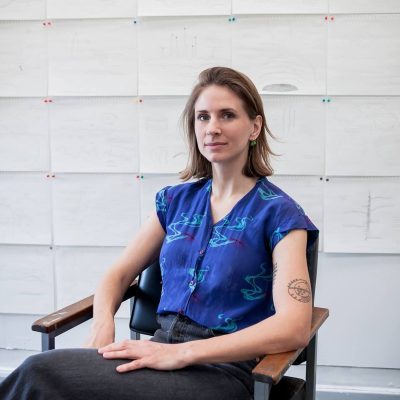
[199,249,205,255]
[190,279,196,286]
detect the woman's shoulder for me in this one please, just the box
[157,178,210,202]
[257,177,306,215]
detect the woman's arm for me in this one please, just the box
[85,211,165,348]
[99,229,312,371]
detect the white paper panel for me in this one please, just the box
[326,97,400,176]
[0,21,47,96]
[324,178,400,253]
[47,0,137,19]
[138,17,231,95]
[328,15,400,95]
[0,314,42,350]
[232,16,326,95]
[48,20,137,96]
[0,314,130,350]
[0,0,45,19]
[268,175,324,250]
[316,253,400,368]
[233,0,328,14]
[330,0,400,14]
[53,174,140,246]
[264,96,325,175]
[0,98,49,171]
[138,0,230,16]
[139,174,182,223]
[50,97,139,173]
[0,246,54,314]
[55,246,129,318]
[139,97,187,173]
[0,173,51,244]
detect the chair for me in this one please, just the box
[32,238,328,400]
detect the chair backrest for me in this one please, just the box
[129,237,319,338]
[294,236,318,365]
[306,236,319,305]
[129,260,162,335]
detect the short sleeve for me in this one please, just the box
[266,198,319,252]
[155,186,172,232]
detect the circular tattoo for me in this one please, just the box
[288,279,311,303]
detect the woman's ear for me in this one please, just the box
[250,115,263,140]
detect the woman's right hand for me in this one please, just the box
[84,317,115,349]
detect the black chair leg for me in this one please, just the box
[305,334,317,400]
[254,381,271,400]
[41,332,55,351]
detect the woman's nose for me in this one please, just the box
[206,117,221,135]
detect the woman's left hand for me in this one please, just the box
[98,339,190,373]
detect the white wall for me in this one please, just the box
[0,0,399,368]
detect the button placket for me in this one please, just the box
[183,225,213,314]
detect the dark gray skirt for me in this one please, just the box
[0,313,256,400]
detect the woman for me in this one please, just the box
[0,67,318,400]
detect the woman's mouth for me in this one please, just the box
[205,142,227,147]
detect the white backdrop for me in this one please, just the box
[0,0,399,369]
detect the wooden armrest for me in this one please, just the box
[252,307,329,384]
[32,281,138,335]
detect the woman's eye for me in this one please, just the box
[197,114,209,121]
[223,113,235,119]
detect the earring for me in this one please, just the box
[250,140,257,147]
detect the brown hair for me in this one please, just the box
[179,66,275,181]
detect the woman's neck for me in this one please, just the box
[210,168,258,200]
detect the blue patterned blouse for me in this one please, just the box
[155,177,318,333]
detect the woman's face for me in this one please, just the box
[194,85,261,167]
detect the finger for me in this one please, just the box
[116,359,146,373]
[98,339,130,354]
[102,350,130,359]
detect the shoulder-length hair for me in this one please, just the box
[179,66,275,181]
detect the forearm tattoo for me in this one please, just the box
[288,279,311,303]
[272,262,277,287]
